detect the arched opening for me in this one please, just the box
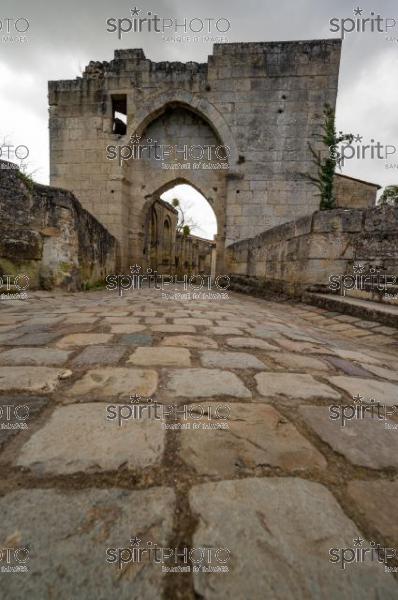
[123,101,229,273]
[142,181,217,277]
[161,183,217,276]
[161,184,217,240]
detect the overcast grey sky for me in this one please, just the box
[1,0,398,236]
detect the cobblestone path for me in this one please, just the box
[0,288,398,599]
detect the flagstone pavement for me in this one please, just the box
[0,287,398,599]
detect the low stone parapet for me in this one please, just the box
[226,206,398,298]
[0,161,119,291]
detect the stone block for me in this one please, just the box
[189,477,396,598]
[0,487,174,598]
[16,403,165,474]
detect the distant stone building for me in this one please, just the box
[48,40,343,273]
[334,173,380,209]
[175,233,215,276]
[145,197,214,274]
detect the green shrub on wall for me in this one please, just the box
[306,104,353,210]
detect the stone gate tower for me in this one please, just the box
[48,40,342,272]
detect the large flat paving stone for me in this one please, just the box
[151,324,196,333]
[56,333,113,348]
[200,350,266,370]
[159,335,217,349]
[0,487,174,599]
[331,348,382,365]
[0,396,48,448]
[71,345,126,367]
[128,347,191,367]
[104,316,141,324]
[16,403,164,474]
[68,368,158,400]
[212,327,244,336]
[328,376,398,405]
[0,347,71,366]
[118,333,153,346]
[180,403,325,477]
[360,363,398,382]
[166,368,251,398]
[226,337,278,351]
[269,352,329,371]
[189,478,398,599]
[347,479,398,545]
[173,318,213,326]
[0,367,71,393]
[109,324,146,334]
[2,332,61,346]
[255,373,341,401]
[299,406,398,468]
[17,316,63,326]
[275,338,331,355]
[62,314,99,324]
[324,357,373,377]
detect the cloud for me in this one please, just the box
[161,184,217,239]
[1,0,397,196]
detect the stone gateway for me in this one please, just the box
[48,40,342,272]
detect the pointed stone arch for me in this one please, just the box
[125,89,240,171]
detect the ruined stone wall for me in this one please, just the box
[0,161,118,291]
[146,198,178,273]
[144,197,214,275]
[334,174,379,209]
[48,40,342,269]
[175,233,214,274]
[226,206,398,296]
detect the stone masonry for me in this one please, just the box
[48,40,342,271]
[334,173,380,209]
[0,286,397,598]
[226,205,398,296]
[0,161,118,291]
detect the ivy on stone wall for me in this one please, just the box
[306,104,353,210]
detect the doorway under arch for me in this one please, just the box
[142,180,217,277]
[122,101,229,273]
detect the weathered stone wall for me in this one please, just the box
[175,233,214,275]
[0,161,118,290]
[226,206,398,296]
[48,40,342,270]
[145,198,178,273]
[145,197,214,274]
[334,174,380,209]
